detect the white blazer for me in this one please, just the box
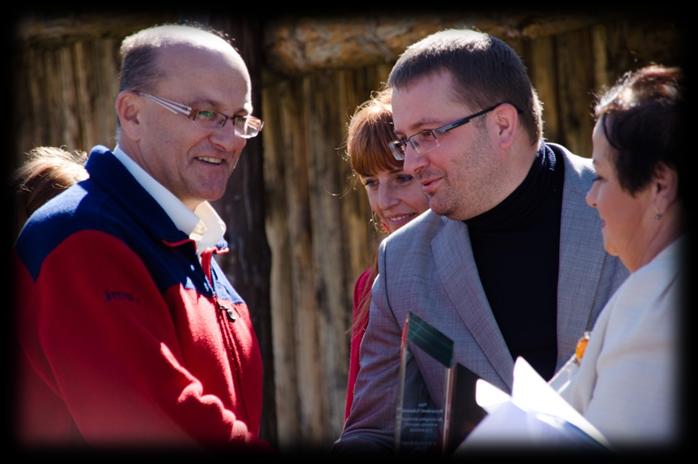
[556,237,682,447]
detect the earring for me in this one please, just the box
[370,212,388,234]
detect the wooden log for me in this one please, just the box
[206,16,277,445]
[264,16,471,74]
[283,75,326,445]
[262,69,378,446]
[525,34,560,145]
[43,47,63,147]
[591,19,682,94]
[590,23,612,93]
[261,75,302,448]
[621,20,682,69]
[16,16,156,153]
[72,40,94,150]
[554,28,595,157]
[16,14,173,43]
[94,37,121,149]
[58,44,79,148]
[16,46,43,158]
[306,69,354,439]
[264,15,598,75]
[517,14,597,38]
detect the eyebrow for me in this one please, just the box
[190,98,251,115]
[396,117,446,136]
[360,168,403,178]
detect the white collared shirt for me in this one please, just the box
[112,145,226,256]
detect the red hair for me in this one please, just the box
[345,88,403,333]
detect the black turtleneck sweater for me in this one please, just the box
[465,144,564,380]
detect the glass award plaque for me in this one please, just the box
[395,312,487,454]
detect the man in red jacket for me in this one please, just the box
[14,23,267,449]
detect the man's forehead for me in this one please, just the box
[155,45,252,110]
[158,40,241,63]
[391,87,445,133]
[156,42,250,86]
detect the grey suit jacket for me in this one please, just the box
[337,144,629,450]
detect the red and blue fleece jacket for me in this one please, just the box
[14,146,265,448]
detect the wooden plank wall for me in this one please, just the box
[263,65,390,447]
[13,36,121,159]
[13,13,681,450]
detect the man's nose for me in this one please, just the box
[210,123,246,154]
[402,144,426,177]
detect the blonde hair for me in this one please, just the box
[15,146,88,233]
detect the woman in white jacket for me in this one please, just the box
[556,64,684,448]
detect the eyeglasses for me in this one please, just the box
[135,91,264,139]
[389,101,520,161]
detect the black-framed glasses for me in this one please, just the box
[135,91,264,139]
[389,101,521,161]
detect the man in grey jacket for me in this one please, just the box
[336,29,628,452]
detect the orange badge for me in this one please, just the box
[574,331,591,364]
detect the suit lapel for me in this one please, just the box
[431,219,514,389]
[427,148,608,386]
[556,151,609,366]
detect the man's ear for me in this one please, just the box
[115,91,143,141]
[491,103,518,150]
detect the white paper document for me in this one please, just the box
[456,357,609,450]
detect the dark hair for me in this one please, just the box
[388,28,543,146]
[595,65,682,196]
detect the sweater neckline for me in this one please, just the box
[465,144,560,232]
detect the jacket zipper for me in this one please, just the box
[201,248,238,322]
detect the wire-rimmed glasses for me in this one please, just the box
[135,91,264,139]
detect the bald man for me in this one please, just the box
[14,24,267,448]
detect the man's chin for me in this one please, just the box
[431,203,467,221]
[429,202,453,219]
[187,192,225,208]
[200,187,228,202]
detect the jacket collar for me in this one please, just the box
[86,145,227,253]
[431,218,514,389]
[552,142,617,367]
[430,143,612,389]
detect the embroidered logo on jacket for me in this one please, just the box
[104,290,139,303]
